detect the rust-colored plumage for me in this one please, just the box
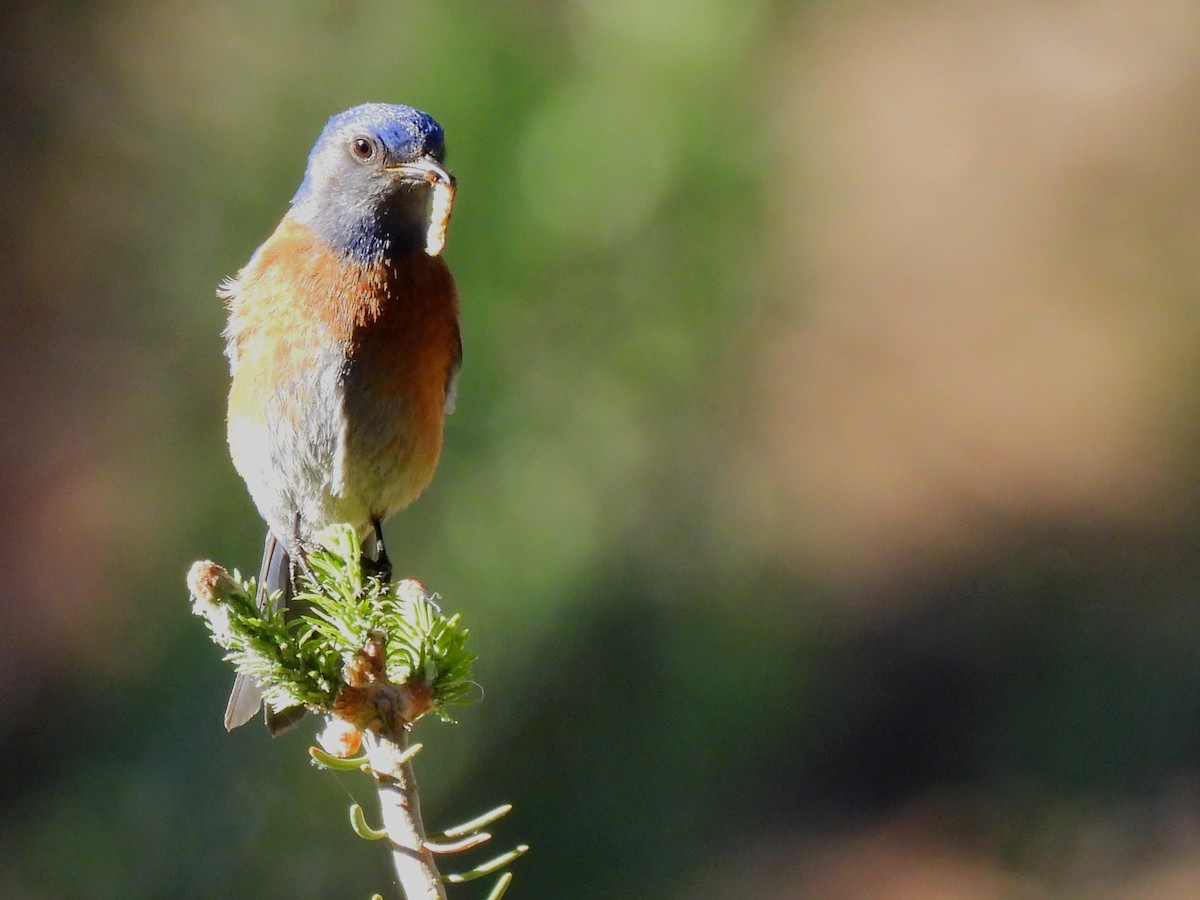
[220,103,460,732]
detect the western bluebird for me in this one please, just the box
[219,103,461,732]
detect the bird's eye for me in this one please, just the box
[350,136,377,162]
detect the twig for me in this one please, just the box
[189,528,524,897]
[364,717,446,900]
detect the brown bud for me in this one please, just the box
[187,561,238,605]
[317,717,363,758]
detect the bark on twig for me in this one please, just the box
[364,721,446,900]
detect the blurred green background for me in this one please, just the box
[5,1,1200,897]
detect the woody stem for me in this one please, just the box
[363,719,445,900]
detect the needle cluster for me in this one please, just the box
[187,524,475,726]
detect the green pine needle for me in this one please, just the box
[189,524,476,722]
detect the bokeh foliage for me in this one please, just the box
[5,1,1200,897]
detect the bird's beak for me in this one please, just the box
[387,156,457,257]
[387,156,455,188]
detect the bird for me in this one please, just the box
[218,103,461,733]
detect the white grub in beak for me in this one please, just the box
[425,177,455,257]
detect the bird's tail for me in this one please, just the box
[223,531,303,732]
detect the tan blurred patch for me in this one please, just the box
[683,803,1045,899]
[729,0,1200,591]
[793,823,1041,899]
[1108,858,1200,900]
[684,791,1200,899]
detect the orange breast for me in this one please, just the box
[225,217,460,536]
[340,246,461,519]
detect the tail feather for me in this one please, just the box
[223,532,297,732]
[223,672,263,732]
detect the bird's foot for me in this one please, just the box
[361,555,393,584]
[289,541,320,589]
[362,518,393,584]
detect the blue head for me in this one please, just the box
[289,103,452,260]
